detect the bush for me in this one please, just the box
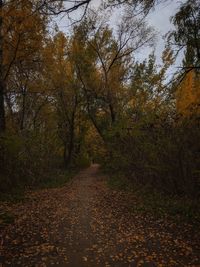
[0,130,62,192]
[102,114,200,197]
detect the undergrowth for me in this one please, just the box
[37,168,78,189]
[0,168,79,203]
[107,174,200,224]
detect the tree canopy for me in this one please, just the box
[0,0,199,198]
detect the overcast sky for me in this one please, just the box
[56,0,186,72]
[145,0,184,64]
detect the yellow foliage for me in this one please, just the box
[3,0,47,79]
[176,70,200,116]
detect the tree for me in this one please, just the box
[42,32,87,167]
[0,0,5,133]
[129,52,170,118]
[167,0,200,70]
[176,69,200,116]
[0,0,48,134]
[37,0,166,15]
[73,12,154,141]
[0,0,171,134]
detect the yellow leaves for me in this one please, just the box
[1,165,200,267]
[176,70,200,116]
[3,0,47,78]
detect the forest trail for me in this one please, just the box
[1,165,200,267]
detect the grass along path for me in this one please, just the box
[0,164,200,266]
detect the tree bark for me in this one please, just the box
[63,124,75,168]
[20,88,26,131]
[0,0,5,133]
[66,124,74,166]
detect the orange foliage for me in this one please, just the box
[176,70,200,116]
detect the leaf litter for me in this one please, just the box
[0,165,200,266]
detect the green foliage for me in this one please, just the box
[168,0,200,68]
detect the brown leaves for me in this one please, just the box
[1,165,200,266]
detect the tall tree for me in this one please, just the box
[42,32,86,167]
[73,13,154,140]
[168,0,200,70]
[0,0,48,133]
[0,0,5,133]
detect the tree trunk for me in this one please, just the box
[0,0,5,133]
[63,123,75,168]
[65,124,75,168]
[109,102,116,123]
[20,88,26,131]
[0,81,5,133]
[63,141,67,167]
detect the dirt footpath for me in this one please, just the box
[1,164,200,266]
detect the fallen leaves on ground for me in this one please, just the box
[0,165,200,266]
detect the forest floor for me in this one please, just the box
[0,164,200,267]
